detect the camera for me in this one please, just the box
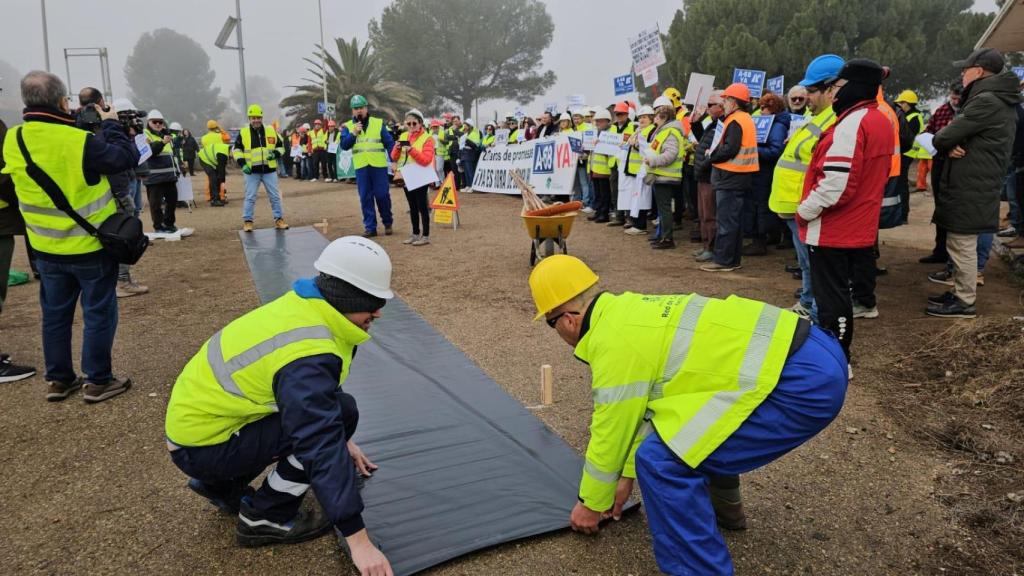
[76,103,107,131]
[117,108,147,135]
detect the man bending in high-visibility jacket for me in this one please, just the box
[166,236,394,576]
[528,255,848,575]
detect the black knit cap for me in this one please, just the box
[838,58,885,85]
[315,273,386,313]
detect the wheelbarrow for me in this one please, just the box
[522,211,577,266]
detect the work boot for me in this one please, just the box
[46,377,84,402]
[710,492,747,531]
[275,218,289,230]
[236,496,332,548]
[83,376,132,403]
[651,239,676,250]
[362,229,378,238]
[116,281,149,298]
[242,221,254,233]
[384,227,393,236]
[188,478,254,515]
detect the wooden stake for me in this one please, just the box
[313,218,329,235]
[541,364,553,405]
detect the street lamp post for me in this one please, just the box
[318,0,328,119]
[41,0,51,72]
[235,0,247,113]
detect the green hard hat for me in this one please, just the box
[350,94,368,108]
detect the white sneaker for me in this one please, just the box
[852,304,879,319]
[403,234,420,245]
[581,207,595,214]
[788,302,811,319]
[624,227,646,236]
[412,236,431,246]
[178,227,194,238]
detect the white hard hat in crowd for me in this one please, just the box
[584,107,596,116]
[463,117,474,126]
[112,98,135,111]
[652,96,673,109]
[303,123,311,130]
[593,109,612,122]
[169,121,182,131]
[405,108,425,123]
[637,105,655,117]
[558,113,572,122]
[314,236,394,299]
[147,109,165,121]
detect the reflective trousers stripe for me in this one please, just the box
[881,196,901,207]
[19,191,114,219]
[267,469,309,496]
[148,167,177,174]
[584,459,621,484]
[206,325,334,407]
[775,159,807,173]
[665,305,782,459]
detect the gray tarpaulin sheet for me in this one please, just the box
[238,227,600,575]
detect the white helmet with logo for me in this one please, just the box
[314,236,394,299]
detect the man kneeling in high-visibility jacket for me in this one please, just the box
[529,255,848,575]
[165,236,393,576]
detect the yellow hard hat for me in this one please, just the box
[894,90,918,105]
[528,255,599,321]
[247,103,264,117]
[664,87,682,108]
[206,119,219,130]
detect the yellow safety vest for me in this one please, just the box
[144,128,178,184]
[198,130,230,168]
[310,128,328,149]
[396,130,430,167]
[433,130,449,159]
[625,124,655,176]
[904,111,930,160]
[607,122,634,170]
[769,107,837,215]
[165,289,370,447]
[1,122,115,256]
[482,134,495,147]
[574,292,798,510]
[648,125,685,180]
[345,117,388,169]
[588,124,618,176]
[233,125,283,169]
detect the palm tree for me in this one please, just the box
[280,37,421,127]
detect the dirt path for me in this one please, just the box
[0,176,1019,575]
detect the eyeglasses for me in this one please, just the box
[546,311,578,329]
[405,121,419,127]
[151,120,165,125]
[790,97,806,103]
[708,102,723,108]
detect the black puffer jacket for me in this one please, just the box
[933,70,1023,234]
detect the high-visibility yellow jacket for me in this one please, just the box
[769,106,836,215]
[165,289,369,447]
[344,117,388,169]
[232,125,284,170]
[198,130,230,168]
[574,292,798,511]
[648,125,685,180]
[625,124,655,176]
[903,111,930,159]
[1,122,115,256]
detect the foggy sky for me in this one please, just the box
[0,0,1002,125]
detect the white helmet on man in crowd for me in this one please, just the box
[314,236,394,299]
[637,105,656,117]
[147,109,165,121]
[652,96,673,110]
[112,98,136,111]
[463,118,474,126]
[169,122,182,131]
[592,109,612,122]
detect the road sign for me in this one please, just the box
[317,101,326,114]
[431,172,460,210]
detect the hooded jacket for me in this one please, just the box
[933,70,1023,235]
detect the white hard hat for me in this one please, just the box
[112,98,135,111]
[169,122,182,131]
[147,109,164,121]
[314,236,394,299]
[558,113,572,122]
[593,109,611,122]
[463,117,474,126]
[405,108,424,123]
[652,96,673,109]
[303,123,311,130]
[637,105,655,117]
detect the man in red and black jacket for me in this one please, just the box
[797,58,893,368]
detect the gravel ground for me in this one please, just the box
[0,174,1018,575]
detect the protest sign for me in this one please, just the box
[545,102,559,114]
[567,94,585,108]
[494,129,510,146]
[472,134,578,196]
[135,134,152,165]
[710,122,724,152]
[336,149,355,179]
[787,115,809,140]
[628,27,667,73]
[752,115,775,144]
[766,75,784,96]
[614,74,636,96]
[400,160,440,190]
[732,68,766,99]
[683,73,715,109]
[580,130,598,151]
[568,136,583,154]
[594,131,626,157]
[1014,67,1024,81]
[641,66,659,88]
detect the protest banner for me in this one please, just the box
[732,68,766,99]
[614,74,636,96]
[752,115,775,144]
[766,75,784,96]
[641,66,659,88]
[472,133,578,196]
[336,149,355,179]
[628,27,667,73]
[683,73,715,110]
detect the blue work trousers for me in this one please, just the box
[243,172,283,222]
[355,166,393,233]
[35,253,119,385]
[636,326,848,575]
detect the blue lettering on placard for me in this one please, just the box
[533,141,555,174]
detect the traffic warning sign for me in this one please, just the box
[431,172,460,210]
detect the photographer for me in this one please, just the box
[143,109,180,234]
[78,88,148,298]
[0,71,139,403]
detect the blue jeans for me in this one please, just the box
[129,178,144,218]
[1005,166,1019,228]
[636,327,847,575]
[243,172,283,222]
[712,188,746,267]
[36,253,119,384]
[573,165,593,207]
[355,166,393,233]
[786,218,816,316]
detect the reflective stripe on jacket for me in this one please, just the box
[344,117,388,169]
[573,292,799,511]
[769,107,836,214]
[712,111,759,173]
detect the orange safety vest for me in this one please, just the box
[712,111,759,173]
[876,89,901,178]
